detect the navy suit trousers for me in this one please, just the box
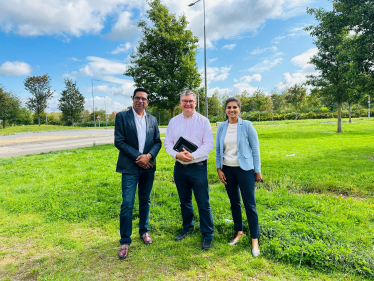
[174,161,214,239]
[222,165,260,239]
[119,169,154,245]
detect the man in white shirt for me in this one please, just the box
[164,89,214,249]
[115,88,162,260]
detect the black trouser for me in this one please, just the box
[223,165,260,239]
[174,160,214,239]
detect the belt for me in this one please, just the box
[176,160,207,167]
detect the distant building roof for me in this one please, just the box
[112,111,120,115]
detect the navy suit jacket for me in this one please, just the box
[114,109,162,174]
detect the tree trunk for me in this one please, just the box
[272,111,273,121]
[348,103,351,123]
[337,102,342,133]
[2,119,5,129]
[258,112,261,122]
[38,113,41,126]
[72,116,74,126]
[170,107,175,118]
[295,110,298,120]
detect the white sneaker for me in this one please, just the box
[251,249,260,257]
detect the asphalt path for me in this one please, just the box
[0,127,167,158]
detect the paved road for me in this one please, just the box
[0,128,167,158]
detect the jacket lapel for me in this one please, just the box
[145,113,150,143]
[220,120,229,156]
[127,109,138,142]
[237,118,243,151]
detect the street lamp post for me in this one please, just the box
[188,0,208,117]
[91,79,100,127]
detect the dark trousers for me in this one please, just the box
[223,165,260,239]
[174,161,214,240]
[119,170,154,245]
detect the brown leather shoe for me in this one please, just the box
[141,233,153,245]
[118,244,129,260]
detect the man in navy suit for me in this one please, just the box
[115,88,162,260]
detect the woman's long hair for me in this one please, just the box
[225,96,241,120]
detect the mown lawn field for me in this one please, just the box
[0,118,373,280]
[0,125,92,136]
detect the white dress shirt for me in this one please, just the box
[164,111,214,164]
[223,123,240,167]
[132,107,147,154]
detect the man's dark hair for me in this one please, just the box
[133,87,150,99]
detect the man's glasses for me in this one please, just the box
[181,100,196,104]
[134,96,148,101]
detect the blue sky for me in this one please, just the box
[0,0,331,113]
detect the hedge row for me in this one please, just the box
[209,109,374,123]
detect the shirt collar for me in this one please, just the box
[132,106,146,118]
[182,111,196,119]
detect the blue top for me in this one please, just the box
[215,118,261,173]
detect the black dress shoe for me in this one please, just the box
[202,239,213,250]
[175,233,187,241]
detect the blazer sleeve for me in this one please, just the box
[246,122,261,173]
[148,116,162,159]
[215,124,222,169]
[114,112,142,160]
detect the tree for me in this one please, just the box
[236,90,253,112]
[124,0,201,117]
[0,85,21,128]
[285,84,306,119]
[58,79,85,126]
[305,8,351,133]
[252,88,273,122]
[24,74,53,126]
[208,90,222,116]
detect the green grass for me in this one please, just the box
[0,119,373,280]
[0,125,102,136]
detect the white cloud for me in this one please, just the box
[69,57,81,61]
[208,58,217,63]
[276,48,319,91]
[291,47,318,67]
[0,0,144,37]
[107,11,139,40]
[248,58,283,73]
[240,74,262,83]
[0,61,32,76]
[162,0,314,49]
[110,42,132,54]
[204,66,231,84]
[250,46,277,55]
[272,36,285,44]
[63,56,128,79]
[222,44,236,50]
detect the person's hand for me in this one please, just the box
[136,154,153,169]
[176,148,193,162]
[217,168,227,185]
[255,173,263,183]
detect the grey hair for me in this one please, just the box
[225,96,241,120]
[180,89,197,100]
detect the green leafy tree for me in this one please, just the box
[24,74,53,126]
[305,8,351,133]
[252,88,273,122]
[0,85,21,128]
[124,0,201,117]
[58,79,85,126]
[208,90,222,116]
[236,90,253,112]
[285,84,306,119]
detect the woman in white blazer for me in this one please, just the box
[216,97,263,257]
